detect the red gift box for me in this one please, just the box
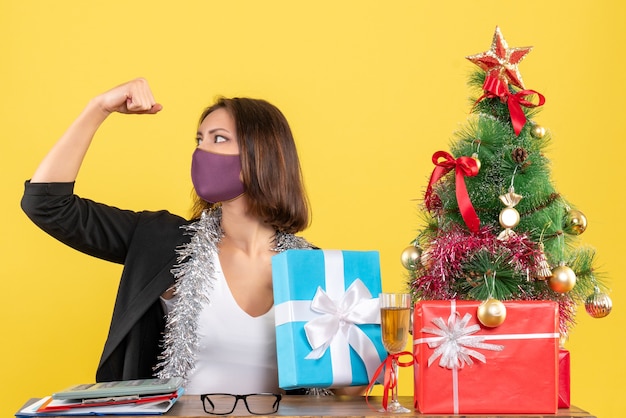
[413,300,559,414]
[559,349,571,408]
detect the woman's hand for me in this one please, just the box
[94,78,163,115]
[29,78,162,183]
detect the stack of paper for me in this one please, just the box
[16,377,184,416]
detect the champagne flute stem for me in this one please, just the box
[391,356,399,405]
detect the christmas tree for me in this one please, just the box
[404,26,612,338]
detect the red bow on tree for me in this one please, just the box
[424,151,480,233]
[479,74,545,136]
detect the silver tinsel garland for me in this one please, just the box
[156,206,312,380]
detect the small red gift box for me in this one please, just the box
[559,349,571,408]
[413,300,559,414]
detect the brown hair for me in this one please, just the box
[191,97,310,234]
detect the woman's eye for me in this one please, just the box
[215,135,227,143]
[195,137,203,145]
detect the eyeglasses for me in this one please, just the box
[200,393,282,415]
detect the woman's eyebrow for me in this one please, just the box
[196,128,232,136]
[208,128,231,134]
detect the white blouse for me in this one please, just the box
[162,255,279,395]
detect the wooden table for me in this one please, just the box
[170,395,596,418]
[18,395,596,417]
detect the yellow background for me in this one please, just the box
[2,1,624,417]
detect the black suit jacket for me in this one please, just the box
[21,181,191,382]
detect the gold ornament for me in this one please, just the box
[497,187,523,240]
[471,152,481,171]
[499,187,523,207]
[477,298,507,327]
[401,245,422,269]
[530,124,546,139]
[548,263,577,293]
[564,209,587,235]
[534,242,552,280]
[585,288,612,318]
[499,207,520,229]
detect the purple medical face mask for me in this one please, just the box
[191,148,245,203]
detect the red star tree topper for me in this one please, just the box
[466,26,532,89]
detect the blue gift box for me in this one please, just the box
[272,249,387,389]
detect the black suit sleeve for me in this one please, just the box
[21,181,144,264]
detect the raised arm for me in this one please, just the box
[30,78,162,183]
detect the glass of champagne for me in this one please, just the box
[379,293,411,413]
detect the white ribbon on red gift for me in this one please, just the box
[419,310,504,369]
[274,250,382,386]
[413,300,559,414]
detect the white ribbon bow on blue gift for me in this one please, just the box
[304,279,380,360]
[273,250,383,386]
